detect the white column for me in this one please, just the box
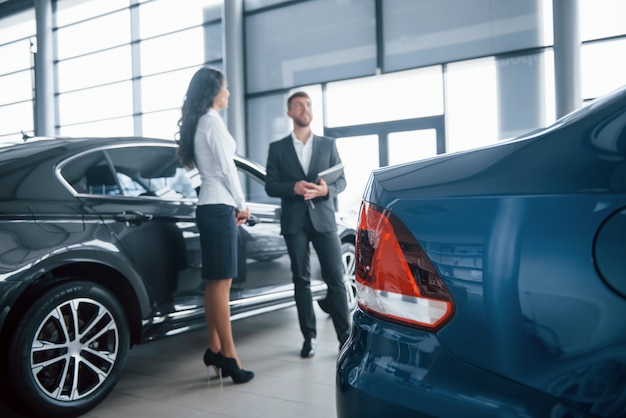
[223,0,246,155]
[553,0,582,118]
[34,0,55,136]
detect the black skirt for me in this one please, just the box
[196,204,238,280]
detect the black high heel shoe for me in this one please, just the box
[216,354,254,384]
[203,349,230,380]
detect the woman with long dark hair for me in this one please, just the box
[177,66,253,384]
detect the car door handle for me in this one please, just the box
[113,211,154,226]
[246,214,259,226]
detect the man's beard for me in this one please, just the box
[294,117,311,128]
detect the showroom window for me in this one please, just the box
[53,0,221,138]
[578,0,626,101]
[582,38,626,100]
[496,49,556,140]
[140,67,197,139]
[56,46,132,92]
[58,81,134,125]
[138,0,216,38]
[388,130,437,166]
[55,9,131,60]
[0,0,625,156]
[381,0,548,73]
[323,68,444,211]
[139,2,222,140]
[579,0,626,41]
[244,0,626,175]
[445,57,499,153]
[55,5,133,136]
[60,115,135,138]
[325,67,444,128]
[245,0,377,93]
[54,0,128,26]
[336,134,379,213]
[243,0,551,170]
[0,8,35,143]
[140,27,205,76]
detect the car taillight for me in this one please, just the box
[356,201,454,330]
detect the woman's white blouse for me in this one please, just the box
[194,108,246,211]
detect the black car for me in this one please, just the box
[0,136,356,418]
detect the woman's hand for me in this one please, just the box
[236,207,250,225]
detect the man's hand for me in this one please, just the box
[294,179,328,201]
[294,180,316,197]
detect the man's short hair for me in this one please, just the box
[287,91,311,109]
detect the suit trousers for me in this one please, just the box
[283,212,350,345]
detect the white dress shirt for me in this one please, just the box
[194,108,246,211]
[291,132,313,174]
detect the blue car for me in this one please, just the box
[336,85,626,418]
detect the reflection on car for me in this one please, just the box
[0,137,356,418]
[336,85,626,417]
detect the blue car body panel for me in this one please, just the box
[336,85,626,417]
[337,311,571,417]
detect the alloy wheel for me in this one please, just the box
[30,297,120,401]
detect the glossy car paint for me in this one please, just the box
[336,85,626,417]
[0,137,356,417]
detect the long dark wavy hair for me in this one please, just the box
[176,66,225,168]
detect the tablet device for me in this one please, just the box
[317,163,344,183]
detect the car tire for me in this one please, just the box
[6,281,129,418]
[318,241,357,313]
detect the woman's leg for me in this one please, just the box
[204,278,242,366]
[204,280,221,353]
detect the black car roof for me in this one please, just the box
[0,136,175,157]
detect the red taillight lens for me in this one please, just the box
[356,201,454,330]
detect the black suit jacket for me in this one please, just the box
[265,135,346,235]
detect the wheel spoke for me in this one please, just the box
[46,306,71,344]
[342,245,358,311]
[51,357,73,400]
[77,302,111,345]
[32,340,68,354]
[80,317,119,372]
[68,355,81,400]
[31,341,69,370]
[80,348,114,378]
[343,252,355,277]
[69,300,82,340]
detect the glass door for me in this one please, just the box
[327,117,444,213]
[334,134,379,213]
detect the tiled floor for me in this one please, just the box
[2,305,341,418]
